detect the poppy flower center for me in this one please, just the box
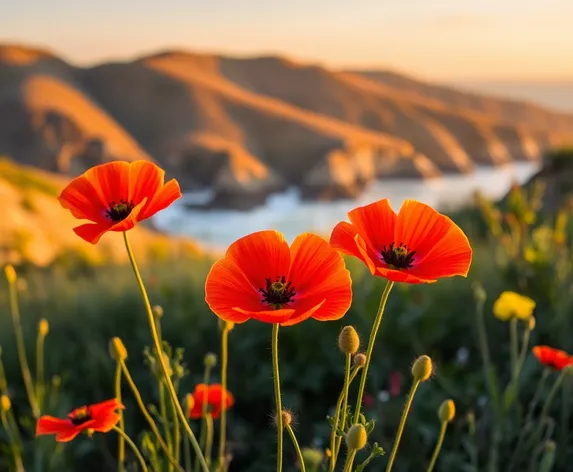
[105,200,135,222]
[259,276,296,309]
[381,242,416,269]
[68,406,92,425]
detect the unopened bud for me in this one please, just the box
[204,353,217,369]
[345,424,367,450]
[438,399,455,423]
[276,410,292,428]
[38,319,49,337]
[152,305,164,318]
[301,448,324,468]
[4,265,16,284]
[1,395,11,412]
[219,319,235,332]
[564,365,573,376]
[353,353,367,368]
[528,316,536,331]
[109,337,128,361]
[338,326,360,354]
[186,394,195,416]
[412,355,433,382]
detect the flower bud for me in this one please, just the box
[109,337,128,361]
[1,395,10,412]
[438,399,455,423]
[528,316,536,331]
[219,319,235,332]
[152,305,164,318]
[338,326,360,354]
[185,393,195,417]
[275,410,292,428]
[564,365,573,376]
[301,448,324,468]
[4,265,16,284]
[38,319,49,337]
[204,353,217,369]
[412,355,433,382]
[345,424,367,451]
[353,353,367,368]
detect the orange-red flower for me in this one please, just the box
[533,346,573,371]
[330,199,472,284]
[205,230,352,326]
[36,399,124,442]
[58,160,182,244]
[188,384,234,419]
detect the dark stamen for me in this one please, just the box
[381,242,416,269]
[68,407,92,426]
[105,199,135,222]
[259,275,296,309]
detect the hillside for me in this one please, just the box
[0,157,200,267]
[1,43,572,209]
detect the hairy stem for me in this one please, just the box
[272,323,284,472]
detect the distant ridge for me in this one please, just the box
[1,42,572,209]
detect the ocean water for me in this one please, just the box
[153,162,540,249]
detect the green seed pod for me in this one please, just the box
[345,424,367,451]
[204,353,217,368]
[438,399,455,423]
[338,326,360,355]
[412,355,433,382]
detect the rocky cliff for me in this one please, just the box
[1,43,572,210]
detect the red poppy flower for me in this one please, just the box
[58,160,182,244]
[330,199,472,284]
[188,384,235,419]
[205,230,352,326]
[36,399,124,442]
[533,346,573,371]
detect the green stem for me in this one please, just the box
[1,409,24,472]
[510,318,519,381]
[515,323,532,381]
[35,331,46,410]
[159,381,174,464]
[286,423,306,472]
[531,370,567,445]
[329,354,352,471]
[475,289,498,410]
[334,366,362,461]
[426,421,448,472]
[343,450,357,472]
[195,365,212,472]
[112,426,149,472]
[119,360,182,472]
[115,363,125,472]
[184,435,192,472]
[272,323,284,472]
[353,281,394,423]
[205,414,214,467]
[385,379,421,472]
[123,232,208,472]
[172,381,181,470]
[218,326,230,471]
[7,276,39,418]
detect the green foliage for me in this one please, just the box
[1,183,573,470]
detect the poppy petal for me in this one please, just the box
[36,416,71,436]
[354,234,378,274]
[330,223,378,273]
[280,299,326,326]
[128,160,164,207]
[287,233,352,323]
[84,161,130,206]
[348,199,396,254]
[140,179,182,221]
[89,399,124,416]
[58,176,108,223]
[205,259,262,323]
[376,266,436,284]
[55,428,83,443]
[226,230,291,291]
[233,306,295,324]
[90,413,122,433]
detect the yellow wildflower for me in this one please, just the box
[493,291,535,321]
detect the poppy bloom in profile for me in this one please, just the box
[58,160,182,244]
[205,230,352,326]
[330,199,472,284]
[533,346,573,371]
[188,384,235,419]
[36,399,124,442]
